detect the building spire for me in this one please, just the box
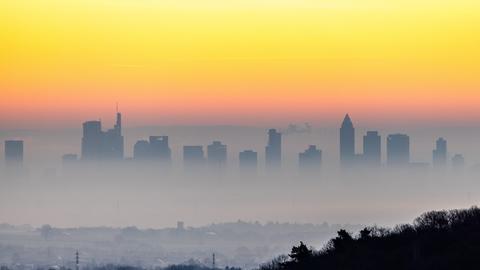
[341,113,353,128]
[115,103,121,135]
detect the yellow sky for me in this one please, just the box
[1,0,480,127]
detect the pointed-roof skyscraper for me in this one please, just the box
[340,114,355,168]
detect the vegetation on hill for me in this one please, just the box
[260,207,480,270]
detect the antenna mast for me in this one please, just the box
[75,250,79,270]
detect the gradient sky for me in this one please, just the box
[1,0,480,128]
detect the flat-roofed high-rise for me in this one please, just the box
[387,134,410,166]
[265,129,281,169]
[363,131,381,166]
[5,140,23,166]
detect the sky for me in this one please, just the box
[1,0,480,129]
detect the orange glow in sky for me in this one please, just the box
[1,0,480,128]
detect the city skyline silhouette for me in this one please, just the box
[1,110,470,172]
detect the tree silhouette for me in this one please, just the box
[260,206,480,270]
[288,241,313,263]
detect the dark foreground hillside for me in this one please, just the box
[261,207,480,270]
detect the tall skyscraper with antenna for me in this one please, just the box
[104,109,124,159]
[75,250,79,270]
[81,109,124,160]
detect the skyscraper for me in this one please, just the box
[133,140,151,160]
[4,140,23,167]
[103,112,124,159]
[239,150,257,171]
[81,111,124,160]
[432,137,447,168]
[387,134,410,166]
[134,136,171,162]
[298,145,322,170]
[207,141,227,168]
[363,131,381,166]
[149,136,171,162]
[81,121,103,160]
[265,129,281,169]
[340,114,355,168]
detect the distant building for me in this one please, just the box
[207,141,227,168]
[239,150,257,171]
[265,129,281,169]
[387,134,410,166]
[81,111,124,160]
[363,131,381,166]
[452,154,465,170]
[81,120,103,160]
[133,140,151,160]
[62,154,78,163]
[183,145,205,167]
[432,137,447,168]
[134,136,171,162]
[103,112,124,159]
[149,136,171,161]
[340,114,355,168]
[177,221,185,231]
[5,140,23,166]
[299,145,322,170]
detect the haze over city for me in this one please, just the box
[2,1,480,269]
[1,110,479,228]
